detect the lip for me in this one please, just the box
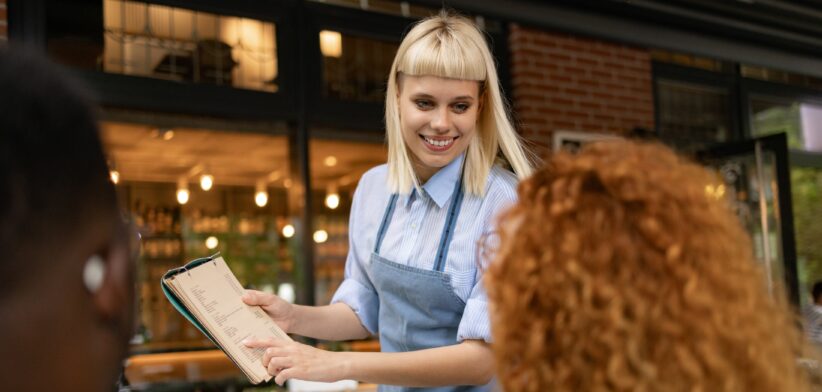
[420,135,458,152]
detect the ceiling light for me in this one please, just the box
[177,178,189,205]
[200,173,214,191]
[282,224,295,238]
[255,180,268,207]
[205,236,219,250]
[313,229,328,243]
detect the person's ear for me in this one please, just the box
[86,243,133,324]
[83,254,106,293]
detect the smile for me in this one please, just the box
[421,135,457,148]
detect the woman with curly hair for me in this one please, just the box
[486,141,816,391]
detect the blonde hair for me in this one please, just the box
[385,12,533,195]
[486,141,818,391]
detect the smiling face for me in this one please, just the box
[398,74,481,183]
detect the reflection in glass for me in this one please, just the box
[793,168,822,308]
[705,148,784,296]
[750,97,822,152]
[656,79,731,151]
[103,0,278,92]
[321,33,399,102]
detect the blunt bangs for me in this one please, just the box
[397,29,487,81]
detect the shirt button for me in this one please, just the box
[411,223,417,229]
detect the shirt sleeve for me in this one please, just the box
[457,168,519,343]
[330,172,380,335]
[456,277,492,343]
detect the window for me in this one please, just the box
[101,120,296,387]
[750,97,822,153]
[320,31,398,102]
[103,0,278,91]
[655,79,732,150]
[46,0,279,92]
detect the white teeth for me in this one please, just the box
[424,137,454,147]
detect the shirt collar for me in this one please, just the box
[416,153,464,209]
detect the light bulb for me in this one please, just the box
[176,189,190,205]
[205,236,219,250]
[324,156,338,167]
[313,229,328,243]
[325,193,340,209]
[110,170,120,184]
[255,191,268,207]
[282,224,295,238]
[200,174,214,191]
[177,178,189,205]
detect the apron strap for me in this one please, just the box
[374,163,466,272]
[374,193,399,254]
[433,175,465,272]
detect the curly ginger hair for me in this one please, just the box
[486,141,814,391]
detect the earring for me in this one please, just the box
[83,255,106,293]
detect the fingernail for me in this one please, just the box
[241,339,250,345]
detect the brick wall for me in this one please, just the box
[0,0,7,42]
[508,24,654,157]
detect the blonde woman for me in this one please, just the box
[243,12,533,391]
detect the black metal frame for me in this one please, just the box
[698,133,800,306]
[652,61,743,143]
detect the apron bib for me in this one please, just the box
[369,171,493,392]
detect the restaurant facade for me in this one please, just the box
[4,0,822,389]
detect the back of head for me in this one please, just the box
[487,141,813,391]
[0,47,117,293]
[385,11,533,195]
[0,47,131,391]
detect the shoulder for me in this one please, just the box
[484,164,519,203]
[358,164,388,187]
[352,164,389,203]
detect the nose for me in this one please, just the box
[430,107,452,133]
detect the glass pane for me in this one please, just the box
[656,79,731,151]
[793,167,822,309]
[750,97,822,153]
[706,147,784,295]
[321,31,399,102]
[49,0,279,92]
[100,121,294,388]
[309,137,387,353]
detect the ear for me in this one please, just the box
[89,241,134,324]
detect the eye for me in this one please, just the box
[452,102,471,113]
[414,100,434,110]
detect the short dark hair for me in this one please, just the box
[0,47,117,296]
[812,281,822,303]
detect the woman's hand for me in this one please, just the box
[242,290,296,333]
[243,338,349,386]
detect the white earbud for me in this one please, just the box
[83,255,106,293]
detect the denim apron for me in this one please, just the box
[370,171,493,392]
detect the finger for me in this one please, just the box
[241,290,277,306]
[243,337,283,348]
[267,357,292,375]
[262,346,286,365]
[275,368,296,386]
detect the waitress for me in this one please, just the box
[244,12,534,391]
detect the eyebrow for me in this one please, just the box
[411,93,475,101]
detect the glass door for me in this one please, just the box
[698,133,799,305]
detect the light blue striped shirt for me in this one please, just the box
[331,154,518,343]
